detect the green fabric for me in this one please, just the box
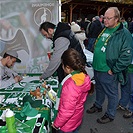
[25,118,37,133]
[40,107,50,122]
[71,70,80,75]
[15,112,27,121]
[105,23,132,85]
[57,84,62,98]
[93,24,120,72]
[25,118,46,133]
[0,75,58,133]
[15,118,31,132]
[0,118,32,133]
[128,64,133,73]
[0,126,7,133]
[20,102,38,117]
[23,95,42,108]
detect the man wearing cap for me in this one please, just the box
[0,50,22,88]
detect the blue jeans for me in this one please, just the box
[87,38,96,51]
[58,129,78,133]
[119,73,131,107]
[119,73,133,111]
[130,73,133,111]
[94,70,118,119]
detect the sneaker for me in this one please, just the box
[97,114,114,124]
[86,104,102,114]
[117,104,126,111]
[123,110,133,118]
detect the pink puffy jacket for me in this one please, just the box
[54,74,91,132]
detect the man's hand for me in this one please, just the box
[14,75,23,83]
[108,70,113,75]
[39,75,43,80]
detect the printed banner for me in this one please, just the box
[0,0,60,73]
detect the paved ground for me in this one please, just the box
[78,91,133,133]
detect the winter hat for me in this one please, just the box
[94,16,100,20]
[71,22,81,32]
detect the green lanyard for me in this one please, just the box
[94,23,120,47]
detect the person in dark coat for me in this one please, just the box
[39,22,86,83]
[86,16,104,52]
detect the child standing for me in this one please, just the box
[52,48,91,133]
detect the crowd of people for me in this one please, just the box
[0,6,133,133]
[39,6,133,132]
[86,7,132,124]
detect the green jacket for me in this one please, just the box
[106,23,133,85]
[128,64,133,73]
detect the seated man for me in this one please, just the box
[0,50,22,88]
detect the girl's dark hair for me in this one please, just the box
[39,21,56,32]
[61,48,87,74]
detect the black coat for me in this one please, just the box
[86,20,104,38]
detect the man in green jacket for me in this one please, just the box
[86,7,132,124]
[117,36,133,118]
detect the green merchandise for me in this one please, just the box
[6,109,16,133]
[20,102,38,117]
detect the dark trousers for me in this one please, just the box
[52,127,78,133]
[57,64,65,83]
[56,129,78,133]
[94,70,118,119]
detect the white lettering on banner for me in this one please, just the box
[32,3,54,7]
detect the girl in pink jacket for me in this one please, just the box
[52,48,91,133]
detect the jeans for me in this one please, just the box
[58,129,78,133]
[130,73,133,111]
[94,70,118,119]
[119,73,133,111]
[119,73,131,107]
[87,38,96,51]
